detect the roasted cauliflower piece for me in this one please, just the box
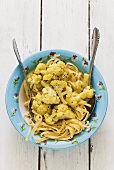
[51,80,80,106]
[50,80,67,104]
[55,104,75,119]
[66,86,94,108]
[80,86,94,99]
[47,60,66,76]
[28,74,42,84]
[41,80,60,104]
[32,93,51,115]
[44,104,75,125]
[68,73,89,93]
[28,74,42,91]
[23,73,42,98]
[44,112,58,125]
[43,74,53,81]
[34,63,47,75]
[66,91,80,108]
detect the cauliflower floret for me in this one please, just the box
[28,74,42,87]
[66,86,94,108]
[35,63,46,71]
[44,104,75,125]
[80,86,94,99]
[42,88,60,104]
[43,74,53,80]
[41,80,60,104]
[55,104,75,119]
[28,74,42,84]
[66,91,80,108]
[44,112,58,125]
[32,102,51,116]
[41,57,66,81]
[51,80,82,107]
[68,74,89,93]
[51,80,67,90]
[34,63,47,75]
[47,60,66,77]
[32,93,51,115]
[23,74,42,98]
[50,80,67,104]
[27,74,42,93]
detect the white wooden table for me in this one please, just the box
[0,1,113,170]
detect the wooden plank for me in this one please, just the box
[40,143,89,170]
[0,0,40,170]
[40,1,89,170]
[90,1,114,170]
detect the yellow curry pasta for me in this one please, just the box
[23,54,94,143]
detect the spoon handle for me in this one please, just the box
[13,39,32,99]
[89,28,100,86]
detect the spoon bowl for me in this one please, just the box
[86,95,96,115]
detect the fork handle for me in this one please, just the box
[88,28,100,86]
[13,39,32,99]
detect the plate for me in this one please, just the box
[5,49,108,149]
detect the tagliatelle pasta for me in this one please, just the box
[23,54,94,143]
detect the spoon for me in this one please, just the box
[86,27,100,119]
[13,39,35,123]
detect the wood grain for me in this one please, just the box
[90,1,114,169]
[0,1,40,170]
[40,1,89,170]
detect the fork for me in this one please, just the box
[13,39,35,123]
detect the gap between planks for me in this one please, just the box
[85,1,93,169]
[88,1,91,170]
[38,0,43,170]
